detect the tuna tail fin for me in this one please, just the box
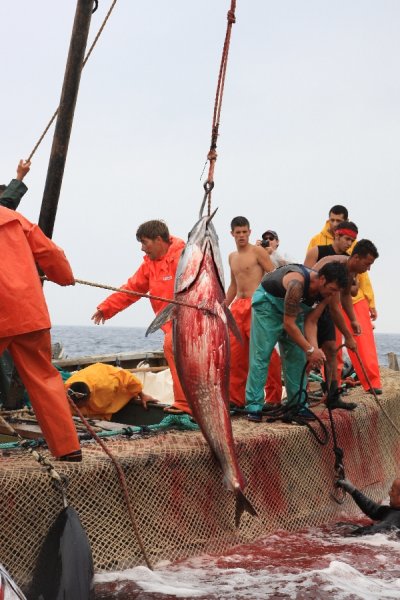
[235,491,258,527]
[224,305,243,344]
[146,304,176,336]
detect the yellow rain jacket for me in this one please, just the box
[307,221,375,309]
[65,363,143,420]
[307,220,334,250]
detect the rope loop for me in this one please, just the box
[203,180,215,194]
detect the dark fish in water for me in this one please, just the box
[29,506,94,600]
[147,200,257,526]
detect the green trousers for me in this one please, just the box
[245,286,312,412]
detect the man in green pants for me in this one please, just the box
[245,262,356,421]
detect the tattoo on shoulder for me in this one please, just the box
[284,280,304,317]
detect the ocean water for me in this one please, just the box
[51,326,400,599]
[51,326,399,366]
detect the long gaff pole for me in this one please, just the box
[38,0,95,239]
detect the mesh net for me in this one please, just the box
[1,368,399,589]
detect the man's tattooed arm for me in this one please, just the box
[284,280,304,317]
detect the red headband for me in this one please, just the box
[335,228,357,239]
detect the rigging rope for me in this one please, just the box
[67,391,154,570]
[203,0,237,215]
[26,0,118,162]
[42,276,216,314]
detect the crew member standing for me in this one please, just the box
[92,220,190,414]
[226,217,281,408]
[0,206,81,460]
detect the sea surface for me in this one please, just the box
[51,326,399,366]
[51,326,400,599]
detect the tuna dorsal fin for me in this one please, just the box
[146,304,176,336]
[224,305,243,344]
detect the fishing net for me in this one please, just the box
[1,368,399,590]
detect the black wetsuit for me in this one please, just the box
[349,488,400,535]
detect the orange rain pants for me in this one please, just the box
[229,298,282,407]
[0,330,80,458]
[343,298,381,390]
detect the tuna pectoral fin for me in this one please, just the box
[146,304,176,336]
[235,491,258,527]
[224,306,243,344]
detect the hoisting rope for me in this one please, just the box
[202,0,237,216]
[66,391,154,570]
[26,0,118,162]
[41,276,215,314]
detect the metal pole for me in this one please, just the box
[38,0,94,238]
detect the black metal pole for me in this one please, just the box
[38,0,94,238]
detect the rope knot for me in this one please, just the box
[227,9,236,24]
[207,149,218,162]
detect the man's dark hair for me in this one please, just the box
[0,184,6,196]
[329,205,348,220]
[317,261,349,289]
[351,239,379,259]
[335,220,358,235]
[68,382,90,404]
[136,220,170,243]
[231,216,250,230]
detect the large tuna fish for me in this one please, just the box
[147,200,257,526]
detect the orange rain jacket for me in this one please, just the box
[0,207,74,337]
[65,363,143,420]
[97,236,185,330]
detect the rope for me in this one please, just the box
[352,346,400,437]
[264,364,329,445]
[0,414,69,506]
[66,391,154,570]
[42,276,215,314]
[203,0,237,215]
[26,0,118,162]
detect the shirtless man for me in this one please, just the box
[225,216,280,408]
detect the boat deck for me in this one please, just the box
[1,367,399,590]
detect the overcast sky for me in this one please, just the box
[1,1,399,333]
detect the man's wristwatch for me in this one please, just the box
[306,346,315,356]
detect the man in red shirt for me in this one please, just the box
[92,220,190,414]
[0,206,81,460]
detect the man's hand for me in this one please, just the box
[137,392,157,410]
[306,347,326,369]
[370,307,378,321]
[91,310,105,325]
[344,334,357,352]
[350,319,362,335]
[337,479,356,493]
[16,159,31,181]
